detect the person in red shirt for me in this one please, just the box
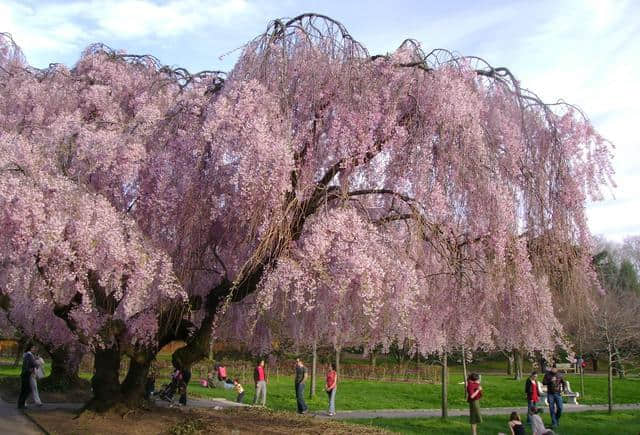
[525,371,540,423]
[325,363,338,416]
[466,373,483,435]
[253,359,267,406]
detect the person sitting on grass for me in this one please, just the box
[530,407,555,435]
[233,379,245,404]
[508,411,525,435]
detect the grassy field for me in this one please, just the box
[188,372,640,412]
[350,410,640,434]
[2,358,639,412]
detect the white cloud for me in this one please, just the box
[0,0,255,65]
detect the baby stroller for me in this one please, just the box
[159,369,182,402]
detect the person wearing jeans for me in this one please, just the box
[543,366,564,427]
[253,359,267,406]
[325,362,337,416]
[294,358,308,414]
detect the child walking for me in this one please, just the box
[233,379,245,403]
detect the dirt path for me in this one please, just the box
[318,403,640,420]
[0,398,44,435]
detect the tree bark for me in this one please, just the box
[310,340,317,398]
[86,347,123,412]
[507,352,514,376]
[40,343,83,390]
[514,349,523,380]
[592,356,599,372]
[461,346,468,386]
[335,347,341,376]
[579,362,585,399]
[441,351,448,419]
[607,347,613,414]
[120,352,153,403]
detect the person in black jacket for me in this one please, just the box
[17,343,37,409]
[524,371,540,423]
[542,366,565,427]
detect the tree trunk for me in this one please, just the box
[607,347,613,414]
[441,351,448,419]
[592,356,598,372]
[40,343,83,390]
[613,345,625,379]
[335,347,341,376]
[507,353,514,376]
[120,352,153,404]
[514,349,523,380]
[87,347,123,412]
[310,340,317,398]
[461,346,468,386]
[579,362,585,399]
[170,280,231,371]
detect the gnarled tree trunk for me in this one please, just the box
[121,351,154,403]
[86,347,123,412]
[40,343,83,390]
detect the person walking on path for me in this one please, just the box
[543,366,564,428]
[466,373,483,435]
[17,343,37,409]
[525,371,540,423]
[325,362,337,416]
[253,359,267,406]
[294,358,308,414]
[29,353,45,407]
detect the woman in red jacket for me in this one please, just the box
[466,373,483,435]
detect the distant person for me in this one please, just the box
[217,363,227,382]
[17,343,37,409]
[525,371,540,423]
[233,379,245,403]
[325,362,338,416]
[508,411,525,435]
[466,373,483,435]
[29,352,45,407]
[530,407,555,435]
[542,366,564,427]
[294,358,308,414]
[253,359,267,406]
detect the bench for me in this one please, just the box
[537,379,580,406]
[555,362,576,373]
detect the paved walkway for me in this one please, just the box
[316,403,640,420]
[155,396,248,410]
[0,398,45,435]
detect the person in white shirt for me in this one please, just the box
[30,353,45,406]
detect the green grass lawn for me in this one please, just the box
[2,358,638,412]
[187,372,640,412]
[350,410,640,434]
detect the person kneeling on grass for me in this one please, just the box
[233,379,245,403]
[466,373,483,435]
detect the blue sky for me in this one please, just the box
[2,0,639,241]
